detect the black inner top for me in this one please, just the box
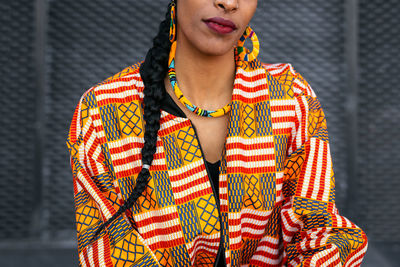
[206,159,221,197]
[160,90,225,266]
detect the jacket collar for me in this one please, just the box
[160,57,268,118]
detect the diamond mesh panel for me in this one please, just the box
[0,0,36,239]
[254,0,348,210]
[356,0,400,242]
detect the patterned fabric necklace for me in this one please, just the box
[167,41,232,118]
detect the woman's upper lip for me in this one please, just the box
[204,17,237,29]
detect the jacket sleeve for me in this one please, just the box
[66,91,160,267]
[280,71,368,267]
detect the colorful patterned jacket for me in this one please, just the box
[66,57,368,267]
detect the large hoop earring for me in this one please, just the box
[237,26,259,62]
[169,1,176,43]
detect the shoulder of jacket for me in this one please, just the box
[261,62,316,98]
[81,62,144,107]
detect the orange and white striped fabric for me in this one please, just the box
[66,57,368,266]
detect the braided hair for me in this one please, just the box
[92,2,174,241]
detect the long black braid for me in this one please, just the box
[91,1,174,241]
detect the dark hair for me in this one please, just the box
[92,2,174,241]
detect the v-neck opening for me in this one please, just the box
[206,159,221,165]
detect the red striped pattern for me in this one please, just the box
[134,207,185,250]
[281,198,303,243]
[159,114,191,136]
[188,234,220,265]
[168,161,213,205]
[241,209,272,239]
[270,100,297,136]
[95,76,143,107]
[262,63,295,78]
[250,236,282,266]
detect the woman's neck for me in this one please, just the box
[172,38,236,111]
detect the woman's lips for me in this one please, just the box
[203,17,237,34]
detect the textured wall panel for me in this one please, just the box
[0,0,36,239]
[357,0,400,242]
[254,0,348,211]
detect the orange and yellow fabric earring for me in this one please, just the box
[236,26,260,62]
[169,1,176,43]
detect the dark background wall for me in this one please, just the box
[0,0,399,266]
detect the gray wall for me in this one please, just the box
[0,0,399,266]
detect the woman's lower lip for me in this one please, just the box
[204,21,235,34]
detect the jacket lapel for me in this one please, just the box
[222,58,280,265]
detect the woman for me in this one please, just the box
[66,0,368,266]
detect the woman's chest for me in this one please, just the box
[95,97,296,265]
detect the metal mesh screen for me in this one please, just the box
[356,0,400,242]
[0,0,37,239]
